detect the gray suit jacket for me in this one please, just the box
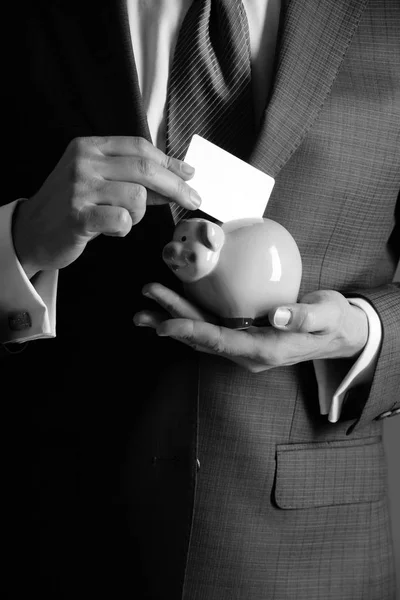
[4,0,400,598]
[180,0,400,597]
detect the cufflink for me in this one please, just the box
[8,311,32,331]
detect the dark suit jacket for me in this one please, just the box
[4,0,400,598]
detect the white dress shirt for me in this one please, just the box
[0,0,385,421]
[0,201,57,342]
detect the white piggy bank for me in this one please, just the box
[162,218,302,329]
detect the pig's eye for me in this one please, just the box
[181,236,187,242]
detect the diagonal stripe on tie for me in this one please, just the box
[166,0,255,223]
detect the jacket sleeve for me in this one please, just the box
[345,282,400,433]
[344,185,400,433]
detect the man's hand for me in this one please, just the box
[133,284,368,373]
[13,136,201,278]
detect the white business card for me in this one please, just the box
[184,135,275,223]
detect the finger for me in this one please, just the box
[91,136,196,180]
[134,311,213,355]
[98,181,147,225]
[77,205,132,237]
[142,282,211,321]
[156,319,264,362]
[133,310,168,329]
[99,155,201,211]
[268,290,344,334]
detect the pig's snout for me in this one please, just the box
[162,244,177,263]
[162,243,196,270]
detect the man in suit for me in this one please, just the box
[2,0,399,598]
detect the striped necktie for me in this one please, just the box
[166,0,255,223]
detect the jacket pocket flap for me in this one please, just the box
[275,437,386,509]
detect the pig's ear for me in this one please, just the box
[199,221,225,251]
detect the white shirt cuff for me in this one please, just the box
[0,200,58,343]
[313,297,382,423]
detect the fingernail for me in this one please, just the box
[156,326,176,338]
[156,327,169,337]
[133,315,148,327]
[273,308,292,327]
[181,162,195,176]
[189,189,202,208]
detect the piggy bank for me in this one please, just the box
[162,218,302,329]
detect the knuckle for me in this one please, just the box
[125,184,147,224]
[300,310,315,332]
[331,304,344,331]
[73,205,92,233]
[114,209,131,234]
[300,291,319,304]
[136,157,156,177]
[269,352,284,368]
[176,178,189,199]
[98,207,131,237]
[132,136,149,154]
[69,156,89,186]
[321,289,339,302]
[89,135,109,151]
[130,204,146,226]
[263,349,280,367]
[132,184,147,205]
[209,328,225,354]
[290,306,313,332]
[263,344,284,367]
[246,333,280,367]
[162,154,174,169]
[67,137,80,153]
[70,136,90,155]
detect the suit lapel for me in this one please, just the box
[48,0,150,139]
[113,0,151,140]
[250,0,368,177]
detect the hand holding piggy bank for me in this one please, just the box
[162,218,302,329]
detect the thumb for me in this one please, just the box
[268,291,340,334]
[81,205,133,237]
